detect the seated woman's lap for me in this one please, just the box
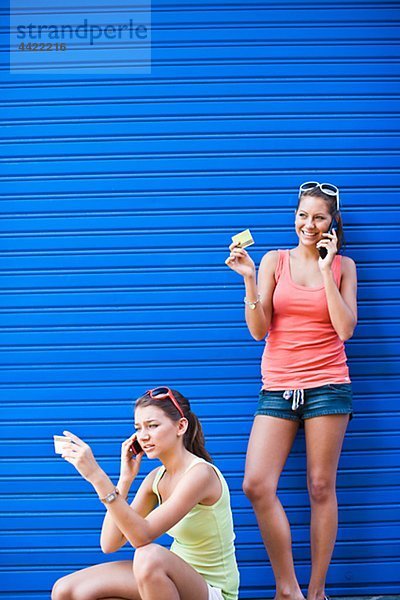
[51,560,140,600]
[52,545,210,600]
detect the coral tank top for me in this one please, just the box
[261,250,350,390]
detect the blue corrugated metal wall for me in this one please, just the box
[1,1,400,598]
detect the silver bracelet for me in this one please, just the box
[244,294,261,310]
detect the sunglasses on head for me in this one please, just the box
[299,181,340,212]
[146,386,185,418]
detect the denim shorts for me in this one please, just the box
[255,383,353,424]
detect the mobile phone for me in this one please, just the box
[318,217,337,259]
[130,438,142,455]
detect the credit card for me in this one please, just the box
[53,435,71,454]
[231,228,254,248]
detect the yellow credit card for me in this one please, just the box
[231,228,254,248]
[53,435,71,454]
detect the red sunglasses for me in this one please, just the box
[146,386,185,418]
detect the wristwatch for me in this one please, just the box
[100,487,120,504]
[244,294,261,310]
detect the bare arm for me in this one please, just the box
[99,434,151,552]
[100,469,158,553]
[317,231,358,341]
[226,246,278,340]
[322,256,358,341]
[61,433,220,549]
[250,251,279,340]
[91,463,218,549]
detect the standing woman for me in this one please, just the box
[52,387,239,600]
[226,182,357,600]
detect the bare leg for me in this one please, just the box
[52,544,210,600]
[243,415,304,600]
[304,415,349,600]
[51,560,140,600]
[133,544,209,600]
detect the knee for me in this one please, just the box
[51,577,73,600]
[308,475,335,504]
[133,543,165,583]
[51,575,92,600]
[243,475,276,505]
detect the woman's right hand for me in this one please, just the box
[225,243,256,279]
[119,434,143,482]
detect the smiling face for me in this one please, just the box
[134,405,186,459]
[295,194,333,249]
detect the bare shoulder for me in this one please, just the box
[257,250,280,298]
[341,255,357,275]
[187,461,215,479]
[259,250,280,271]
[183,462,222,504]
[181,462,220,491]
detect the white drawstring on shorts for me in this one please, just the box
[283,389,305,411]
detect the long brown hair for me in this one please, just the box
[135,388,212,463]
[297,187,345,252]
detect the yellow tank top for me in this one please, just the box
[152,457,239,600]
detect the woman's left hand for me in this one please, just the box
[317,229,338,271]
[61,430,103,483]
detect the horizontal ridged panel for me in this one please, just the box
[1,0,400,597]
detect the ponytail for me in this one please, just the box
[184,411,213,463]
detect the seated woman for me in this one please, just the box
[52,386,239,600]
